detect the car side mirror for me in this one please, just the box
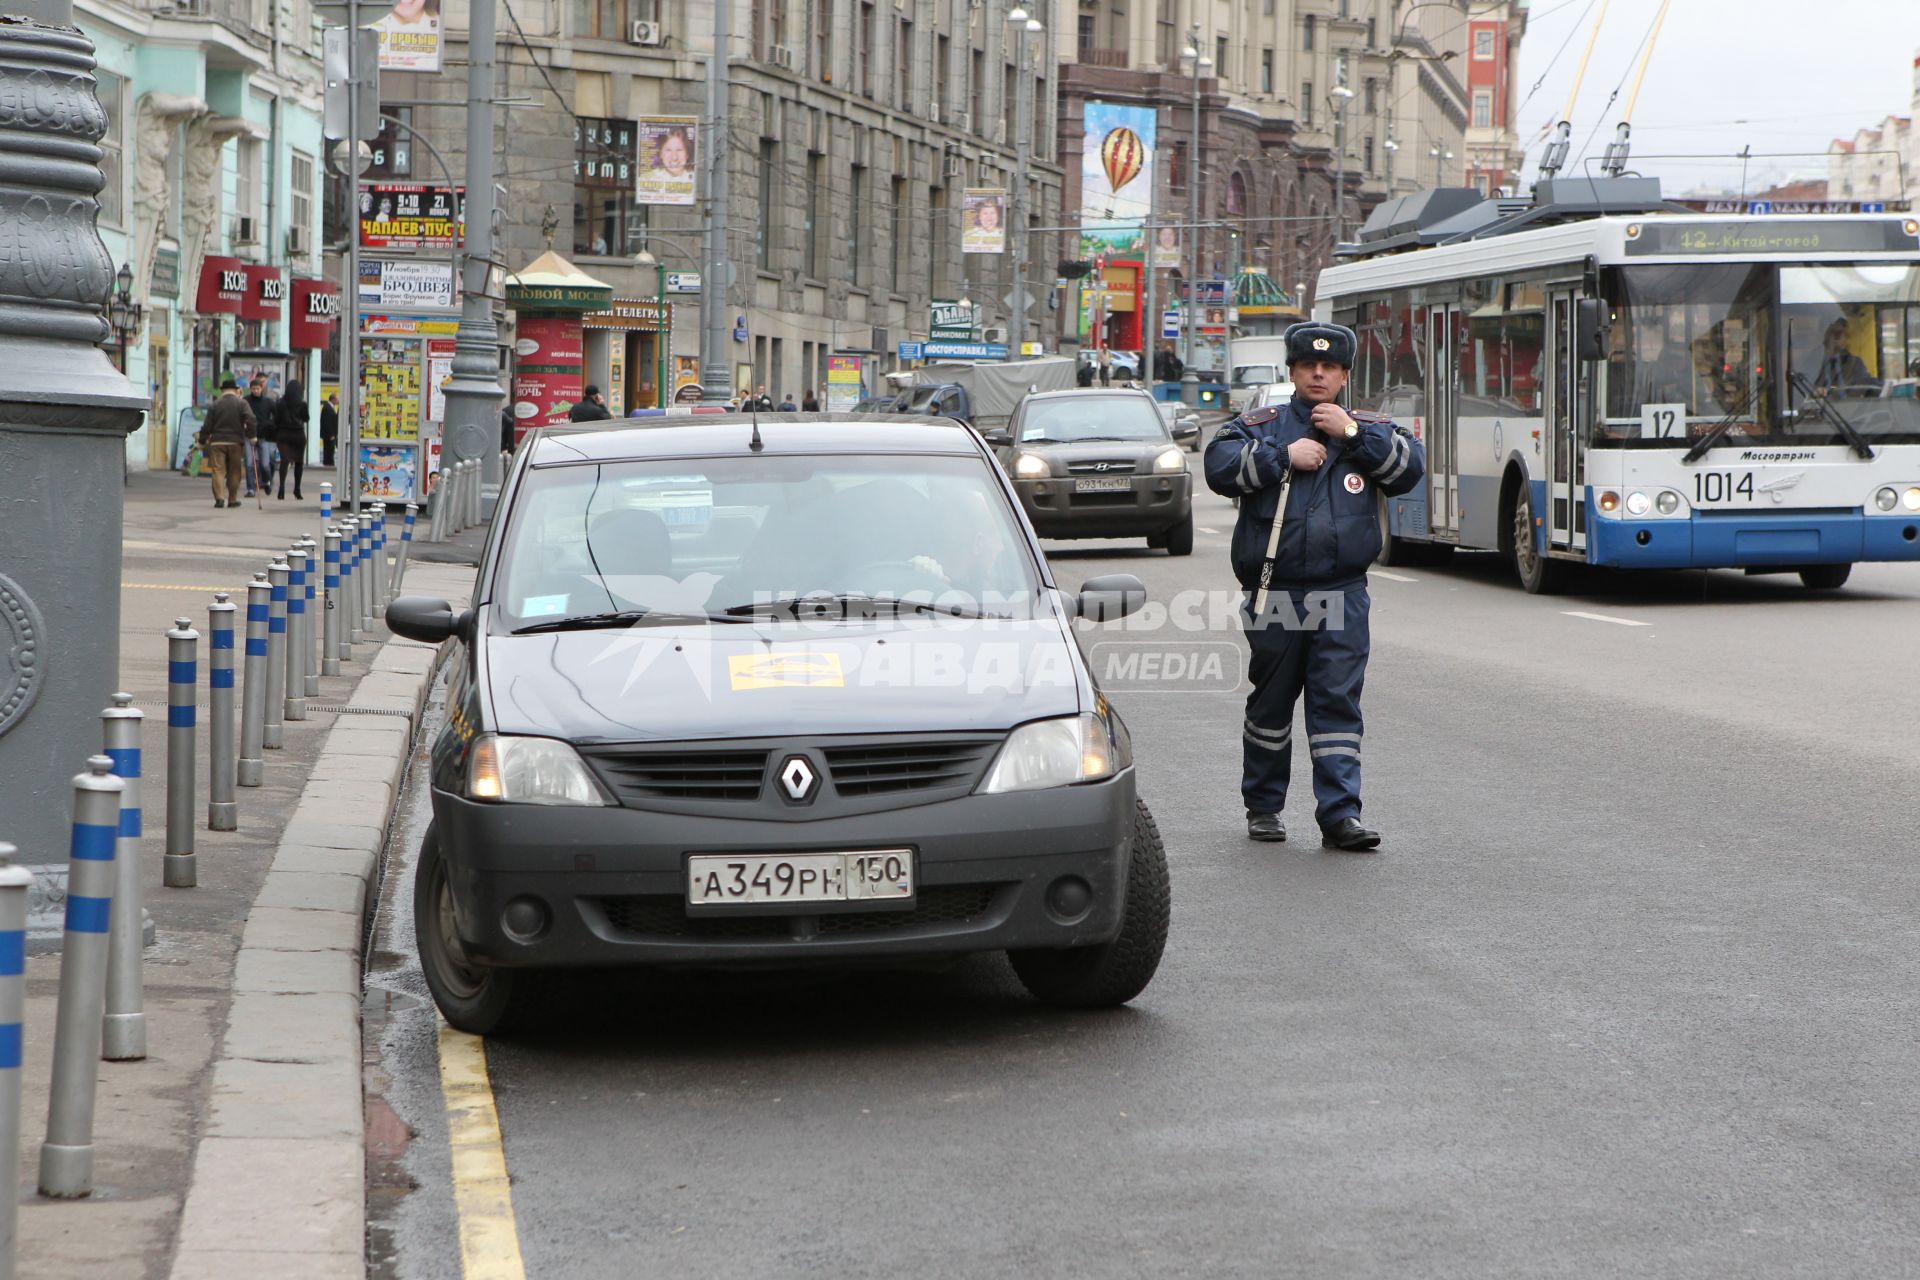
[1575,298,1611,363]
[386,595,472,645]
[980,428,1013,447]
[1076,574,1148,622]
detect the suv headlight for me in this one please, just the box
[1013,452,1050,479]
[978,706,1131,794]
[1152,447,1186,474]
[467,734,615,806]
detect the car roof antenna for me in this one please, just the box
[748,406,764,452]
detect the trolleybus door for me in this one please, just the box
[1546,290,1590,553]
[1425,305,1461,537]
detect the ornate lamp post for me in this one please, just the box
[106,263,144,373]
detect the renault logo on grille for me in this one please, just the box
[778,755,818,802]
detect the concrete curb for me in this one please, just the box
[168,582,459,1279]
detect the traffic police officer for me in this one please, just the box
[1203,322,1426,851]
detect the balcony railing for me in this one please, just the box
[1080,48,1129,68]
[166,0,271,49]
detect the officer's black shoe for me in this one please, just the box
[1321,817,1382,852]
[1246,812,1286,842]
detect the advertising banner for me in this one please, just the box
[1079,101,1157,261]
[371,0,441,71]
[239,264,285,322]
[426,336,455,424]
[289,278,340,350]
[359,443,419,502]
[825,354,865,412]
[358,258,457,310]
[673,355,702,400]
[929,299,975,340]
[360,336,422,441]
[636,116,698,206]
[962,189,1007,254]
[359,184,464,250]
[512,314,585,433]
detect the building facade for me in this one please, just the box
[80,0,328,471]
[1460,0,1525,196]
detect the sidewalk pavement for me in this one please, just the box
[15,468,474,1278]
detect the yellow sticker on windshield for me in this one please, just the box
[727,651,846,690]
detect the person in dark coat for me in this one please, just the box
[243,375,278,496]
[500,405,517,454]
[801,388,821,412]
[198,375,256,507]
[777,393,797,411]
[319,391,339,467]
[1203,322,1426,852]
[569,385,612,422]
[274,377,309,500]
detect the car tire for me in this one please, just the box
[1009,798,1170,1009]
[416,822,541,1036]
[1164,512,1194,557]
[1799,563,1852,590]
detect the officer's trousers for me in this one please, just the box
[1239,585,1370,829]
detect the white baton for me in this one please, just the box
[1250,475,1292,620]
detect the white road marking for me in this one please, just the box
[1372,570,1419,583]
[1562,610,1651,628]
[1198,526,1224,535]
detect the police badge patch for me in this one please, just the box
[1344,473,1366,494]
[1312,338,1330,351]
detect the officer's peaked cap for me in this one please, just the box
[1284,322,1357,369]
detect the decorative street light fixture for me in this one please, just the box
[105,261,143,373]
[1179,30,1214,399]
[1007,6,1043,351]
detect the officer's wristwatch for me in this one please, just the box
[1342,416,1359,439]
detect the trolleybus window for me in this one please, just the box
[1779,264,1920,443]
[1601,263,1773,443]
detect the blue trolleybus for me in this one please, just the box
[1313,180,1920,592]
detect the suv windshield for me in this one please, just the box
[1018,396,1168,443]
[494,453,1040,627]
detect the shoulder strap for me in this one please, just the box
[1240,405,1286,427]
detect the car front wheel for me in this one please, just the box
[1009,799,1170,1008]
[416,822,541,1036]
[1164,512,1194,557]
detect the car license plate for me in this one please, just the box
[1074,476,1133,493]
[687,850,914,907]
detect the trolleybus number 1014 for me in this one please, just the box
[1693,471,1757,504]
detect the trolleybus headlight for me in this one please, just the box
[1625,490,1652,516]
[1655,490,1681,516]
[1875,487,1900,512]
[1598,490,1620,513]
[1904,486,1920,511]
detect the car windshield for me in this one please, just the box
[1018,396,1168,443]
[1232,363,1282,385]
[493,453,1041,627]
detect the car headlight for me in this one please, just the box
[467,734,615,806]
[978,707,1131,794]
[1874,486,1899,512]
[1625,490,1652,516]
[1013,453,1049,479]
[1152,447,1186,474]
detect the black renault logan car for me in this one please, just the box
[388,414,1169,1034]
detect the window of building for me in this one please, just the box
[929,184,947,295]
[816,0,833,78]
[1215,36,1228,79]
[97,69,123,227]
[850,164,866,287]
[1367,17,1376,47]
[769,0,787,54]
[234,137,261,249]
[1363,137,1373,173]
[936,34,949,111]
[897,18,913,108]
[804,151,824,278]
[1364,78,1377,113]
[1171,140,1186,195]
[1077,14,1093,52]
[1260,48,1273,93]
[1302,14,1314,50]
[1474,28,1495,59]
[757,139,777,269]
[290,151,315,262]
[1226,171,1246,216]
[1262,0,1273,14]
[574,0,624,39]
[368,107,412,178]
[1302,83,1312,127]
[890,175,905,291]
[972,50,985,128]
[1472,90,1492,129]
[858,2,874,95]
[573,117,642,257]
[1002,62,1014,139]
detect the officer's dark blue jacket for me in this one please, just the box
[1203,396,1426,592]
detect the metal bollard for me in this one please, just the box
[39,757,123,1198]
[342,519,364,646]
[102,695,147,1061]
[165,618,197,886]
[206,595,237,831]
[300,535,320,697]
[428,471,448,542]
[448,463,464,535]
[322,527,342,676]
[471,458,483,528]
[319,480,333,527]
[359,511,377,632]
[390,502,418,597]
[0,843,28,1261]
[463,459,477,530]
[238,573,269,787]
[369,508,385,615]
[284,545,308,722]
[263,560,288,750]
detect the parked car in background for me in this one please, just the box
[1155,400,1203,451]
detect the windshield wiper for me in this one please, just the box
[1067,435,1138,443]
[511,608,751,634]
[1682,381,1762,464]
[1788,371,1876,459]
[721,594,1008,620]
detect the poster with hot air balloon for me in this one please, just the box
[1079,101,1157,260]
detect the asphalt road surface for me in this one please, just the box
[368,479,1920,1279]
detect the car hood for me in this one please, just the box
[1021,438,1171,470]
[482,616,1086,744]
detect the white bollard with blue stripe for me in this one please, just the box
[102,696,147,1061]
[38,757,122,1198]
[207,593,237,831]
[322,527,342,676]
[164,618,196,887]
[0,842,27,1270]
[300,535,319,697]
[284,546,308,722]
[319,479,333,531]
[264,560,288,750]
[341,518,364,648]
[238,573,269,788]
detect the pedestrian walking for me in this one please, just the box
[319,391,339,467]
[569,385,611,422]
[274,377,309,501]
[197,377,255,509]
[749,384,775,412]
[1097,347,1113,387]
[1203,322,1426,851]
[243,376,279,497]
[500,405,516,455]
[777,392,797,412]
[801,388,821,412]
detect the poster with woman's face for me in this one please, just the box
[637,117,698,206]
[962,189,1007,254]
[371,0,440,71]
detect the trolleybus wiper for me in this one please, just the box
[1787,371,1876,460]
[1683,382,1761,464]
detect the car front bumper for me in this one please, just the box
[430,771,1137,968]
[1014,472,1192,539]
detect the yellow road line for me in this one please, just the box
[438,1024,529,1280]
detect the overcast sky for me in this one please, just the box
[1511,0,1919,194]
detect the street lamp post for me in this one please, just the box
[1180,31,1213,405]
[1008,8,1043,354]
[1330,81,1355,251]
[633,233,703,407]
[106,263,144,374]
[1429,144,1455,188]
